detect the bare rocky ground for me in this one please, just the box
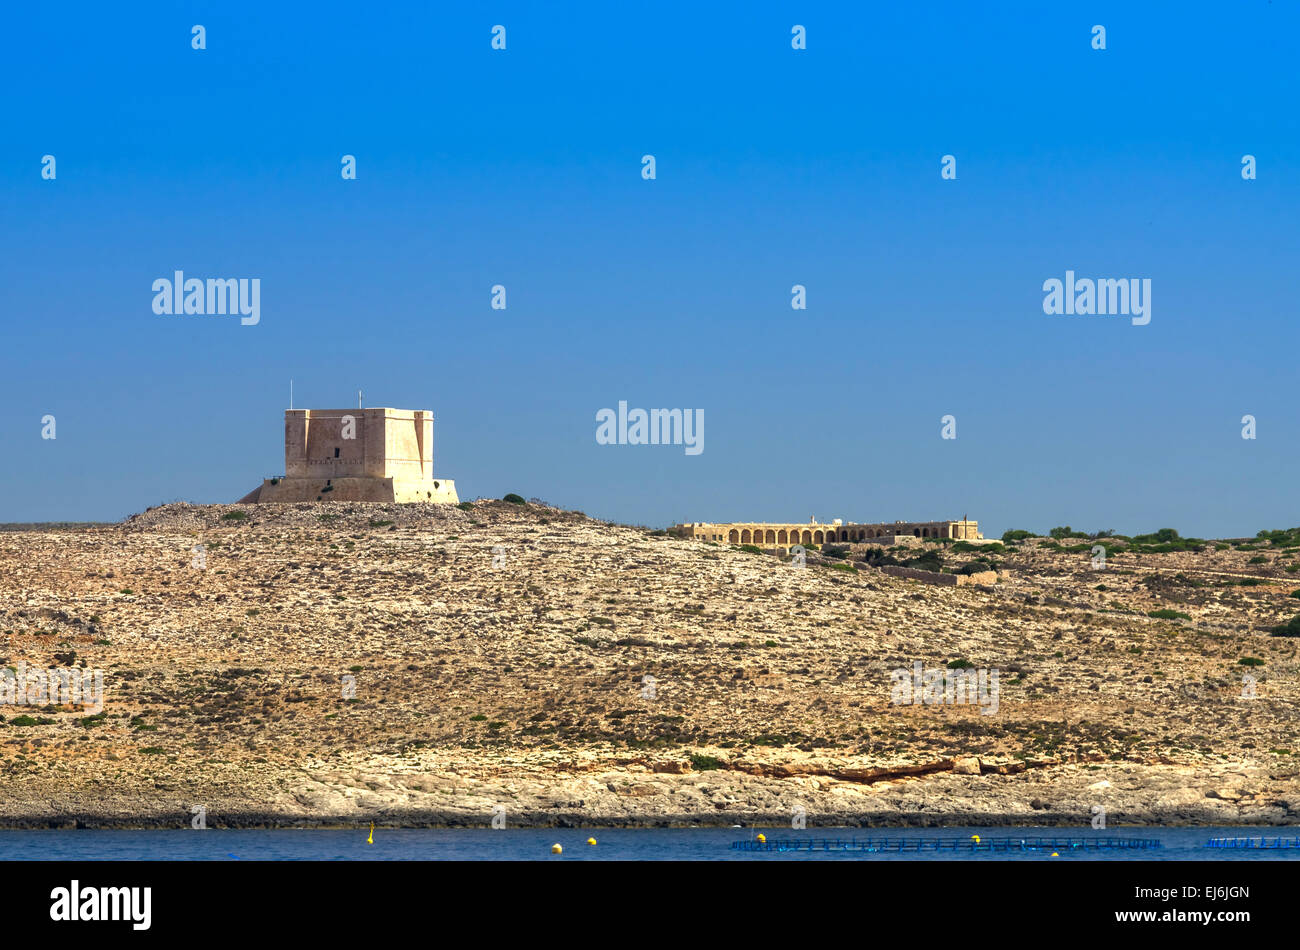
[1,501,1298,829]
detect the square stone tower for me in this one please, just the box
[238,408,458,504]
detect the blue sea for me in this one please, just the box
[1,827,1297,861]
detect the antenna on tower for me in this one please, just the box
[358,389,363,409]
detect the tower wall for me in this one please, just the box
[284,408,434,479]
[242,406,454,504]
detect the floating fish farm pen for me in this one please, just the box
[731,836,1163,853]
[1205,836,1300,849]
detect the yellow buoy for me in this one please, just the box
[756,833,766,843]
[971,834,980,844]
[367,822,374,845]
[586,837,597,846]
[1051,852,1059,857]
[551,843,562,854]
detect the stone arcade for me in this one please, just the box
[673,516,982,545]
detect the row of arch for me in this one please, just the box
[729,525,945,544]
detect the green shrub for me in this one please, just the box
[905,550,943,573]
[1238,657,1265,667]
[1001,529,1034,542]
[1137,528,1181,543]
[739,544,764,555]
[1049,526,1089,539]
[1272,615,1300,637]
[1127,531,1206,553]
[502,493,527,505]
[1256,527,1300,545]
[952,540,1006,555]
[220,510,247,521]
[1248,555,1268,564]
[1133,541,1196,553]
[689,754,723,771]
[1147,608,1191,621]
[9,715,53,727]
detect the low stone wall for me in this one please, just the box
[239,476,459,504]
[750,549,999,588]
[842,537,924,551]
[878,566,1000,587]
[879,565,959,586]
[842,536,1001,550]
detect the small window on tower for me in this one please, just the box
[334,447,340,458]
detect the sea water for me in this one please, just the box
[1,827,1297,861]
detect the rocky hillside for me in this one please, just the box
[0,501,1297,828]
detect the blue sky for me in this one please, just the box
[2,2,1296,538]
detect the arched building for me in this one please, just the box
[672,517,981,545]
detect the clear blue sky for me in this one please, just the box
[3,2,1296,538]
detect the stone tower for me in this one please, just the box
[237,408,458,504]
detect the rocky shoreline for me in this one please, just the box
[6,754,1296,830]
